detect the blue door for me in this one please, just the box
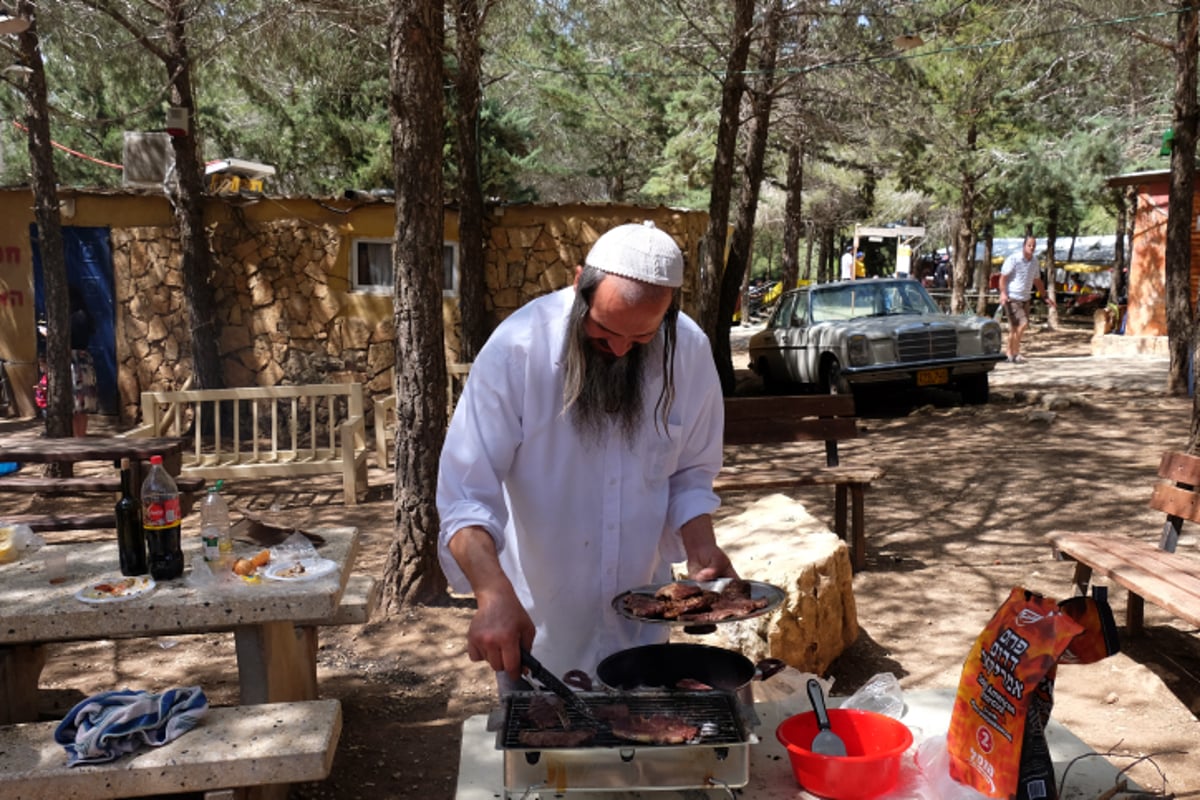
[31,225,118,415]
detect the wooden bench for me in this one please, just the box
[0,475,208,532]
[1050,450,1200,636]
[374,363,470,468]
[0,699,341,800]
[131,384,369,505]
[716,394,883,571]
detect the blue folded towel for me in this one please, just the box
[54,686,209,765]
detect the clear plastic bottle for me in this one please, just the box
[141,454,183,580]
[200,480,233,568]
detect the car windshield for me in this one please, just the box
[809,281,940,323]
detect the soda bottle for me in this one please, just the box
[142,454,183,580]
[200,480,233,568]
[115,457,147,576]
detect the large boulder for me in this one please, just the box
[693,494,858,675]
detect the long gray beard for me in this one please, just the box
[562,331,648,445]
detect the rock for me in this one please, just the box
[701,494,858,675]
[1026,409,1057,424]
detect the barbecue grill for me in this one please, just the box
[497,690,756,795]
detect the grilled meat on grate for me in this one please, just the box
[608,714,701,745]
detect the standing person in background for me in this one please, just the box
[840,245,855,280]
[998,235,1056,364]
[68,287,98,436]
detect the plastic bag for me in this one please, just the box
[0,522,44,563]
[268,531,320,563]
[841,672,905,719]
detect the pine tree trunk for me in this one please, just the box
[1170,6,1198,401]
[453,0,490,363]
[383,0,449,611]
[164,0,223,392]
[698,0,754,339]
[780,143,803,292]
[1046,207,1060,330]
[16,4,71,447]
[714,0,780,395]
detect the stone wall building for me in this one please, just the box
[0,188,708,423]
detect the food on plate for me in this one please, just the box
[655,582,704,601]
[276,562,307,579]
[233,549,272,577]
[623,579,769,622]
[92,578,140,596]
[78,576,153,600]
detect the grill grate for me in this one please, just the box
[501,691,747,750]
[898,327,957,362]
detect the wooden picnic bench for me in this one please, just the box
[130,384,369,505]
[716,394,883,571]
[0,475,208,532]
[0,436,202,533]
[1050,450,1200,636]
[0,699,341,800]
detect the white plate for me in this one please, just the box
[75,575,157,604]
[261,557,338,582]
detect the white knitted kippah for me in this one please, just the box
[584,221,683,288]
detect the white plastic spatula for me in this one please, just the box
[806,678,848,757]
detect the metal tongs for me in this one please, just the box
[519,646,608,731]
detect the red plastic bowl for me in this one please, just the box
[775,708,914,799]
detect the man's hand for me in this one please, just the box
[679,515,738,582]
[448,526,536,680]
[467,582,535,681]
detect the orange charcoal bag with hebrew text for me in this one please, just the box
[946,588,1084,799]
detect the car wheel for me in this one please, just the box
[823,359,852,396]
[958,373,989,405]
[757,358,783,394]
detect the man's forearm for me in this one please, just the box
[447,526,511,596]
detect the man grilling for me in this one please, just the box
[437,221,737,689]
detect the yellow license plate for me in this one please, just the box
[916,368,949,386]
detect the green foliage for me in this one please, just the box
[0,0,1181,241]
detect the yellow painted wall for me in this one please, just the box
[0,188,702,421]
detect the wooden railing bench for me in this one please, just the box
[375,363,471,468]
[0,699,342,800]
[717,394,883,571]
[131,384,369,505]
[1050,450,1200,636]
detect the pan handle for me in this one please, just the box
[754,658,787,682]
[562,669,593,691]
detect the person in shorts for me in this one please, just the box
[998,235,1056,363]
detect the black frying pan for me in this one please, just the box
[595,643,784,707]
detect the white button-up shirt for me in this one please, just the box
[437,287,724,678]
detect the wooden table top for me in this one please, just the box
[0,526,359,645]
[0,435,184,464]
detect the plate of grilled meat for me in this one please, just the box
[611,577,784,626]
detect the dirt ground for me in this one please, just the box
[5,321,1199,799]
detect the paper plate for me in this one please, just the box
[261,557,338,582]
[75,575,157,604]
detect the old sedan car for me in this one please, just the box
[747,277,1005,403]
